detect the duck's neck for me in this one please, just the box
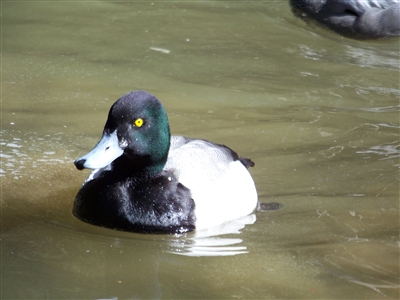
[112,144,169,182]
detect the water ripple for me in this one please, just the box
[1,130,73,179]
[357,141,400,161]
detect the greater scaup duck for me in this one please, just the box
[290,0,400,39]
[73,91,258,234]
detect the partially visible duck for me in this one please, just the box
[73,91,258,234]
[290,0,400,39]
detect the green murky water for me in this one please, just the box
[2,1,399,299]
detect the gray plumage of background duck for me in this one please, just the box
[73,90,258,234]
[290,0,400,39]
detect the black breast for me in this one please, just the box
[73,170,196,234]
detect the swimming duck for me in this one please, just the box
[73,91,258,234]
[290,0,400,39]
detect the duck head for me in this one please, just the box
[74,90,171,177]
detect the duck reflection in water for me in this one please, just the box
[290,0,400,39]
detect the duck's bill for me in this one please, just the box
[74,130,124,170]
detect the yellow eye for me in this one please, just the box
[134,118,144,127]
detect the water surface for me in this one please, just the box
[2,1,399,299]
